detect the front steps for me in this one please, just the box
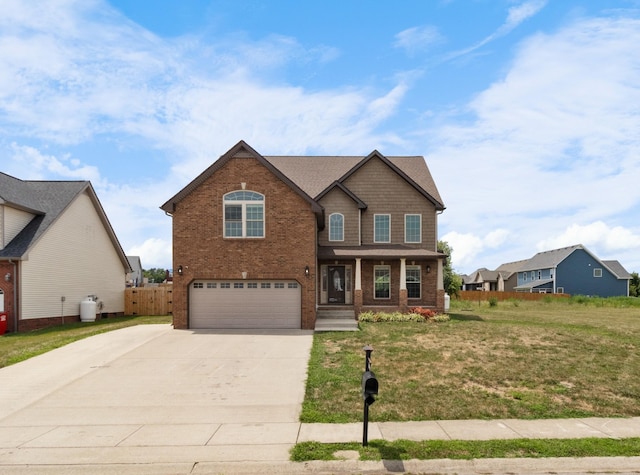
[314,307,358,332]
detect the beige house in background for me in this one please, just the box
[0,172,130,332]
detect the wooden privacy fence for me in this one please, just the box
[125,286,173,316]
[458,290,570,302]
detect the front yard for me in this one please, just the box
[302,297,640,422]
[0,315,171,368]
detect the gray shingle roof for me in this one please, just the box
[518,245,584,272]
[266,153,444,209]
[0,173,129,271]
[1,172,90,259]
[514,278,554,290]
[602,260,632,279]
[161,140,445,215]
[507,245,631,281]
[496,259,528,274]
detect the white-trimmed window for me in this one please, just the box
[594,268,603,277]
[329,213,344,241]
[374,265,391,299]
[406,265,421,299]
[374,214,390,243]
[405,214,421,243]
[224,191,264,238]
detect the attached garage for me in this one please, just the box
[189,280,301,329]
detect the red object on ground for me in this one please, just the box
[0,313,7,335]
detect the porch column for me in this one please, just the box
[354,258,363,315]
[400,258,408,312]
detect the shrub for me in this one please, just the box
[488,297,498,307]
[357,308,449,323]
[409,306,437,319]
[432,313,451,322]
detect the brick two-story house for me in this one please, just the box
[161,140,446,330]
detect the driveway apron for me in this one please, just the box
[0,325,314,467]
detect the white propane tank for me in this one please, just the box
[444,293,450,312]
[80,297,97,322]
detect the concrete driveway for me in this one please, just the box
[0,324,314,471]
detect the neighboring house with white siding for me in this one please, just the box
[126,255,144,287]
[0,172,131,332]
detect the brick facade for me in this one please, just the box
[170,154,318,330]
[0,262,15,333]
[163,141,447,330]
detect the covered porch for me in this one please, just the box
[317,245,446,317]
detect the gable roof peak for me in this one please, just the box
[160,140,323,219]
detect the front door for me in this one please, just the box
[328,266,346,304]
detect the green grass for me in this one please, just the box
[301,298,640,422]
[0,315,171,368]
[291,437,640,461]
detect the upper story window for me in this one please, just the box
[405,214,421,243]
[374,214,390,243]
[594,268,603,277]
[329,213,344,242]
[224,191,264,238]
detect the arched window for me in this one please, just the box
[224,191,264,238]
[329,213,344,241]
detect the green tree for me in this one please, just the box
[630,272,640,297]
[437,240,462,298]
[144,268,168,284]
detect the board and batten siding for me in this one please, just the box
[20,191,126,320]
[2,206,36,250]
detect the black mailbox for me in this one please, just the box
[362,370,378,405]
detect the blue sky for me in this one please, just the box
[2,0,640,275]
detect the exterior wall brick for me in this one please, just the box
[320,258,440,311]
[171,154,318,330]
[0,262,16,333]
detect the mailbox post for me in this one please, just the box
[362,345,378,446]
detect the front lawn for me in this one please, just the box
[301,297,640,422]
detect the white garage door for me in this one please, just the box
[189,280,301,329]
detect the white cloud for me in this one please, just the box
[394,25,443,55]
[441,229,510,272]
[0,0,409,183]
[447,0,547,59]
[432,14,640,274]
[503,1,548,32]
[9,143,104,185]
[6,141,173,268]
[127,237,172,270]
[538,222,640,253]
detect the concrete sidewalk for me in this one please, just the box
[1,324,640,474]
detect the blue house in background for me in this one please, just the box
[514,244,631,297]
